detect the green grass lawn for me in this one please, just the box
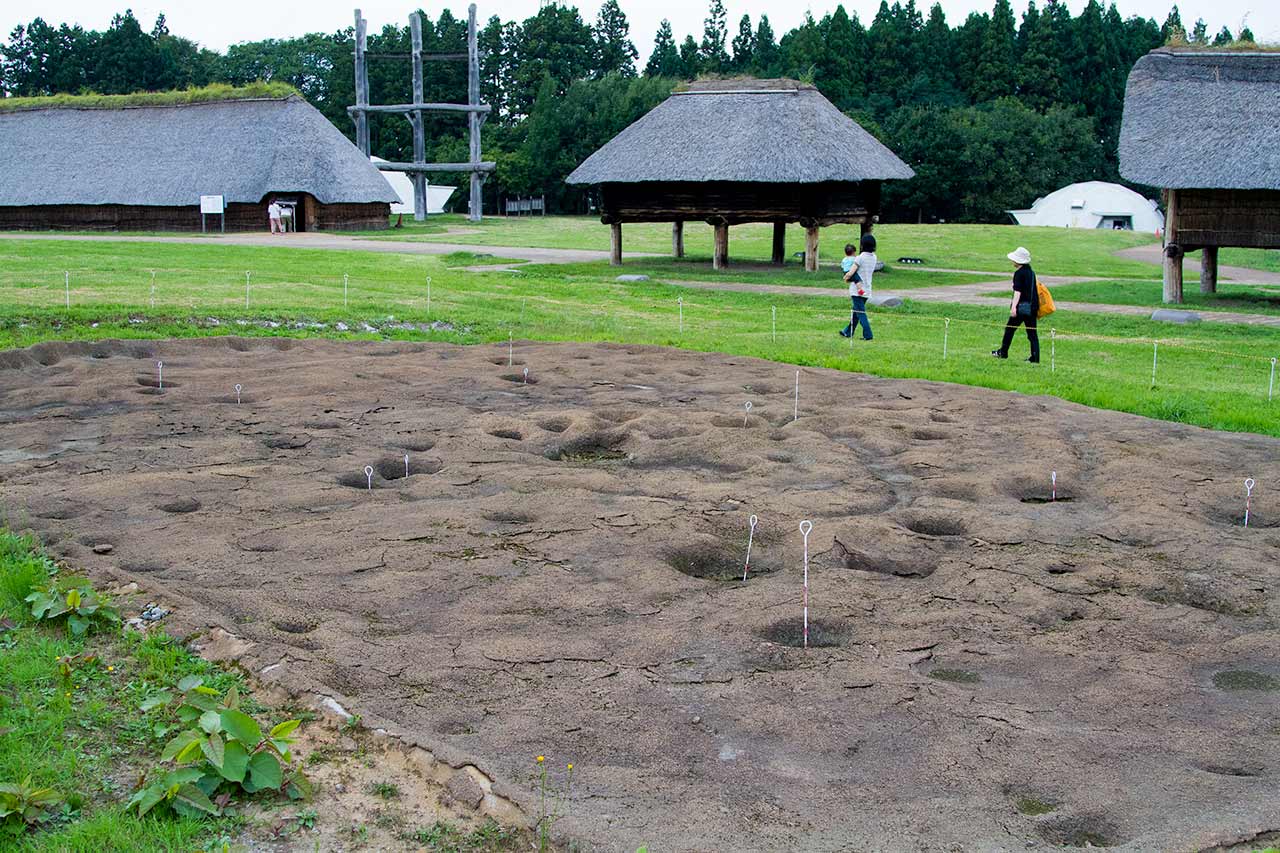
[1018,280,1280,316]
[1213,247,1280,274]
[0,532,238,851]
[357,215,1164,278]
[1,238,1276,436]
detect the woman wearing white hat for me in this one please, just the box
[992,246,1040,363]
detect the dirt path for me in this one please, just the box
[1,337,1277,852]
[1115,244,1280,286]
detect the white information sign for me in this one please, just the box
[199,195,225,214]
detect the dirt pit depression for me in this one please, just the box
[2,337,1278,852]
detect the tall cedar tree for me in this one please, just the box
[971,0,1017,101]
[678,35,701,78]
[1161,6,1184,42]
[730,15,755,73]
[700,0,729,72]
[754,16,780,75]
[592,0,637,78]
[645,20,680,78]
[818,6,864,110]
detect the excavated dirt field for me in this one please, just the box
[1,337,1278,852]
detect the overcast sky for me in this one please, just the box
[4,0,1274,56]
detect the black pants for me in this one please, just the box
[999,313,1039,360]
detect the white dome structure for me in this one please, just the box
[1008,181,1163,233]
[370,157,456,216]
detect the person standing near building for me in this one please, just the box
[839,234,877,340]
[268,200,283,235]
[992,246,1039,363]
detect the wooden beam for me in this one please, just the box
[804,225,820,273]
[353,11,369,155]
[348,103,491,114]
[467,4,483,223]
[1163,188,1184,304]
[672,221,684,258]
[713,222,729,270]
[771,222,786,265]
[610,222,623,266]
[374,161,496,173]
[409,13,426,222]
[860,221,873,239]
[1199,245,1218,294]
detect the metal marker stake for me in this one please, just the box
[150,271,156,310]
[1050,329,1056,373]
[343,274,349,308]
[364,465,374,492]
[244,272,251,309]
[772,306,777,344]
[799,520,813,650]
[742,515,758,582]
[1270,357,1276,402]
[523,366,529,385]
[1051,470,1057,502]
[234,383,242,404]
[521,298,526,326]
[508,332,513,367]
[404,454,410,478]
[64,271,70,309]
[793,370,799,422]
[156,361,163,391]
[743,401,752,427]
[942,318,950,360]
[850,304,855,349]
[426,276,432,319]
[1244,478,1255,527]
[678,297,683,334]
[1151,342,1158,389]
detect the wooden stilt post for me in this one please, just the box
[610,222,622,266]
[771,222,786,265]
[1200,245,1218,294]
[672,221,684,258]
[466,4,483,222]
[860,220,873,241]
[804,224,820,273]
[409,14,427,221]
[1162,189,1183,304]
[713,221,729,270]
[353,11,369,156]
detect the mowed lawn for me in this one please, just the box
[359,215,1166,278]
[0,238,1276,436]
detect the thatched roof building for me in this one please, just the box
[566,79,914,270]
[0,94,398,232]
[1118,49,1280,302]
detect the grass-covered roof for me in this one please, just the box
[0,82,299,113]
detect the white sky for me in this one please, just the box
[4,1,1274,56]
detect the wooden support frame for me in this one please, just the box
[409,14,426,221]
[712,221,729,270]
[610,222,623,266]
[1163,188,1184,304]
[466,4,483,223]
[1200,245,1218,294]
[672,221,684,258]
[353,10,369,155]
[804,225,820,273]
[771,222,786,265]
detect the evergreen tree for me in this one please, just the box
[818,6,863,110]
[971,0,1017,102]
[1238,25,1255,43]
[1160,6,1185,43]
[592,0,637,78]
[780,12,825,81]
[700,0,729,72]
[1190,18,1208,44]
[93,10,164,93]
[679,34,702,78]
[914,3,959,105]
[1212,26,1233,46]
[754,16,780,75]
[507,4,595,118]
[731,15,755,73]
[1017,1,1063,110]
[645,20,681,78]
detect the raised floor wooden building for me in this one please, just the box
[566,79,914,271]
[1119,49,1280,303]
[0,93,398,232]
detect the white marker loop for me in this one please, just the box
[742,514,759,582]
[523,366,529,385]
[234,383,242,404]
[405,454,410,478]
[1244,478,1255,527]
[364,465,374,492]
[157,361,164,391]
[743,400,752,427]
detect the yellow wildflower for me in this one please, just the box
[536,755,544,763]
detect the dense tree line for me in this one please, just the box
[0,3,1259,222]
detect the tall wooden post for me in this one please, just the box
[610,222,622,266]
[409,14,427,221]
[713,222,729,270]
[353,10,369,155]
[804,224,820,273]
[1162,189,1183,304]
[771,222,786,265]
[860,221,873,241]
[672,221,684,258]
[1200,245,1218,294]
[466,4,483,222]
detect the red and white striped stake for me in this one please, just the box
[364,465,374,492]
[1244,478,1255,527]
[743,401,752,427]
[793,370,799,422]
[156,361,164,391]
[1051,470,1057,502]
[742,514,758,582]
[799,520,813,649]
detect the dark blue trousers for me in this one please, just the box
[841,296,872,340]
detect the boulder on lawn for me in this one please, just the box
[869,293,904,308]
[1150,308,1201,324]
[616,274,650,282]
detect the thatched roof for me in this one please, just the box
[1118,49,1280,190]
[0,95,398,207]
[566,79,913,185]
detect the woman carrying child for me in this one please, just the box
[839,233,877,341]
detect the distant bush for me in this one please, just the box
[0,82,299,113]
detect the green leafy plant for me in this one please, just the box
[0,776,62,836]
[368,780,400,799]
[293,807,318,829]
[533,755,574,853]
[128,676,310,818]
[24,578,120,636]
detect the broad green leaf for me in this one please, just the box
[269,719,300,739]
[127,786,165,817]
[284,773,313,801]
[182,692,218,712]
[219,709,262,747]
[222,685,240,710]
[269,739,293,763]
[218,740,249,783]
[243,752,282,793]
[175,737,204,765]
[177,675,203,692]
[173,783,219,815]
[164,768,204,786]
[160,730,202,762]
[65,588,82,609]
[201,733,225,769]
[67,614,89,636]
[199,710,221,734]
[193,685,220,696]
[140,691,172,712]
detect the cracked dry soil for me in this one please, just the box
[1,336,1278,852]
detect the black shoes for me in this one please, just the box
[991,350,1007,359]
